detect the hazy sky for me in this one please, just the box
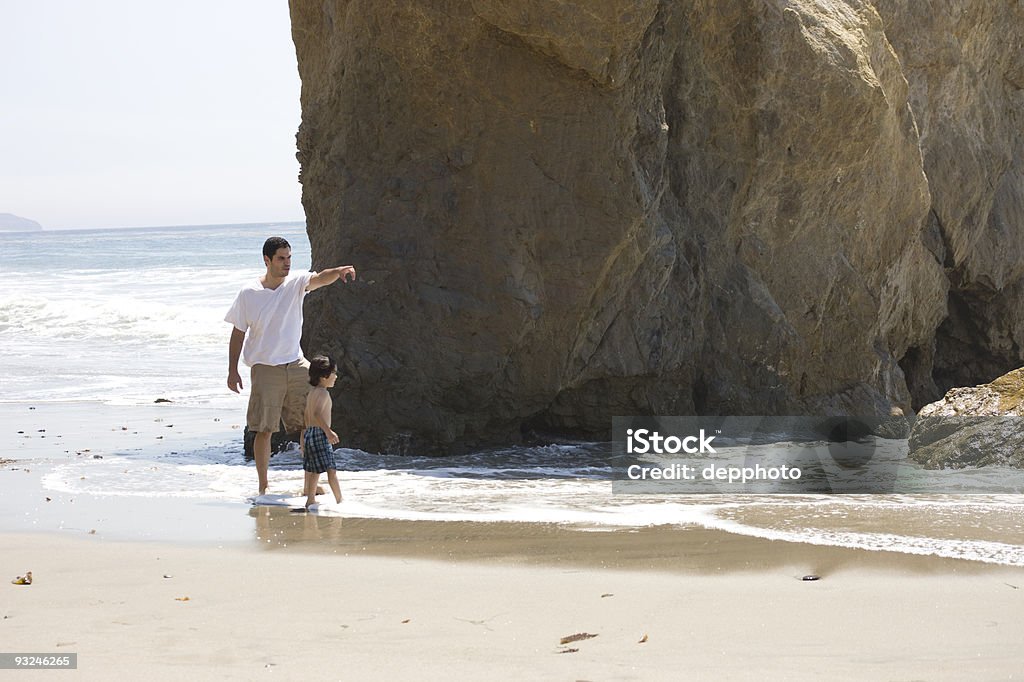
[0,1,304,230]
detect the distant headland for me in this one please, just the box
[0,213,43,232]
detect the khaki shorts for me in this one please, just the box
[247,359,310,433]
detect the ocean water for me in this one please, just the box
[5,222,1024,566]
[1,222,309,406]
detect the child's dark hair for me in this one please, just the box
[308,355,337,386]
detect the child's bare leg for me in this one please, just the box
[327,469,342,504]
[304,471,319,508]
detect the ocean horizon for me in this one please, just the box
[0,218,305,234]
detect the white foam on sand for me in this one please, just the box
[34,439,1024,567]
[249,493,345,514]
[697,512,1024,567]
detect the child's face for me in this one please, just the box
[323,369,338,388]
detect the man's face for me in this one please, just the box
[265,247,291,278]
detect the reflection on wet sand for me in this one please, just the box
[246,505,1003,576]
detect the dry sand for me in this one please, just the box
[4,526,1023,681]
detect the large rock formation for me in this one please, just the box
[289,0,1024,454]
[908,368,1024,468]
[873,1,1024,404]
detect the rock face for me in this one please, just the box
[908,368,1024,468]
[873,1,1024,405]
[289,0,1024,454]
[0,213,42,232]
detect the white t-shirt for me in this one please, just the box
[225,271,314,367]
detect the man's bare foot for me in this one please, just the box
[259,488,267,496]
[304,498,316,509]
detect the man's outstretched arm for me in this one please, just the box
[308,265,356,292]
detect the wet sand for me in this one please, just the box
[3,400,242,463]
[247,509,1015,577]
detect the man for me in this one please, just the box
[225,236,356,495]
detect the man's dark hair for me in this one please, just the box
[263,236,291,260]
[308,355,337,387]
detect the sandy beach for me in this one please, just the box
[3,400,1024,679]
[3,521,1023,680]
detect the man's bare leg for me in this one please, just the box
[254,431,272,495]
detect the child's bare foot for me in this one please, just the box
[315,486,325,495]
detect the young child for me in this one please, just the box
[300,355,342,508]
